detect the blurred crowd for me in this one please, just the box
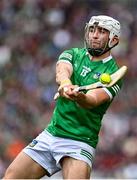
[0,0,137,178]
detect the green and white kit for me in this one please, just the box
[47,48,122,148]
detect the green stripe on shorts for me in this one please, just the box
[80,149,93,162]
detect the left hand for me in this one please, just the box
[63,86,86,101]
[58,84,78,100]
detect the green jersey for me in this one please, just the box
[46,48,122,148]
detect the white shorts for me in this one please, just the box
[23,130,95,176]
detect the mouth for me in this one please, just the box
[92,41,100,45]
[91,41,100,48]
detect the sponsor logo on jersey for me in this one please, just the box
[29,139,38,147]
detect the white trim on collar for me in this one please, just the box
[102,55,113,63]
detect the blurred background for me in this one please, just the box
[0,0,136,179]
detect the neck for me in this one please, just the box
[91,51,110,61]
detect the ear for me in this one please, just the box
[110,36,119,46]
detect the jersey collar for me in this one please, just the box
[102,55,113,63]
[86,51,112,63]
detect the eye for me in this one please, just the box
[89,26,94,32]
[101,29,106,33]
[101,28,109,34]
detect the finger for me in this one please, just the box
[54,92,59,100]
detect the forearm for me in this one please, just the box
[73,89,110,109]
[56,62,73,85]
[75,93,98,109]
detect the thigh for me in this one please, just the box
[3,151,48,179]
[61,156,91,179]
[52,136,95,171]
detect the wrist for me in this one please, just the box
[58,79,72,92]
[60,79,72,86]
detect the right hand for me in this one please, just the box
[58,84,77,100]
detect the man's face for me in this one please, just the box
[87,26,110,49]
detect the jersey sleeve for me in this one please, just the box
[103,79,123,100]
[57,49,74,65]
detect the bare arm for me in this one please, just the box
[56,61,110,106]
[56,62,73,85]
[65,88,110,108]
[56,61,76,99]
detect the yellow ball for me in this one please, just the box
[99,73,111,84]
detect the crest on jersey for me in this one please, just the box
[93,72,101,79]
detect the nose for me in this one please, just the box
[92,29,99,38]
